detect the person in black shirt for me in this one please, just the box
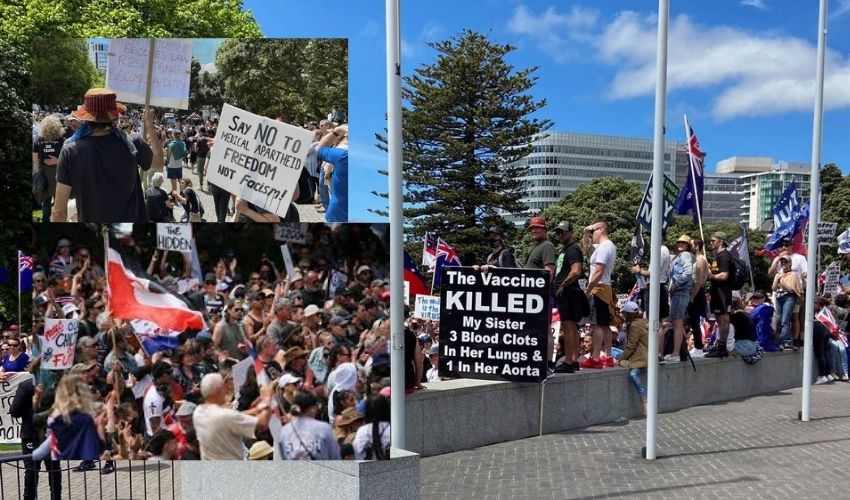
[484,226,518,268]
[32,114,65,223]
[706,232,734,358]
[10,378,62,500]
[553,221,589,373]
[180,178,203,222]
[145,172,175,222]
[52,88,153,222]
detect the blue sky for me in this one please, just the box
[245,0,850,222]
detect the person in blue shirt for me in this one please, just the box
[0,338,30,375]
[317,125,348,223]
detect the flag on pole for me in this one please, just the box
[130,319,182,355]
[404,251,429,299]
[422,232,438,270]
[432,239,462,289]
[630,227,645,266]
[106,247,205,332]
[838,228,850,254]
[764,183,809,256]
[18,252,33,292]
[674,118,705,224]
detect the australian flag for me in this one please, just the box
[18,251,33,292]
[432,239,462,289]
[674,117,705,224]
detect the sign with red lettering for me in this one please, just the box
[41,319,79,370]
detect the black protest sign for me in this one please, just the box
[438,267,550,383]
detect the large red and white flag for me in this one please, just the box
[106,247,204,332]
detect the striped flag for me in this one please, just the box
[423,232,439,270]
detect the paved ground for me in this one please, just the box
[420,382,850,500]
[0,460,180,500]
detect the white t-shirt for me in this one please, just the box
[590,240,617,285]
[790,253,807,280]
[659,246,671,284]
[426,367,440,383]
[143,387,165,436]
[353,422,391,460]
[193,404,257,460]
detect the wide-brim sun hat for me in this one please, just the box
[71,88,126,123]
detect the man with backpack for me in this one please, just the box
[706,232,734,358]
[165,130,188,193]
[194,128,210,191]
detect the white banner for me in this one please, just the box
[824,262,842,295]
[818,222,838,243]
[0,373,34,443]
[273,223,307,244]
[106,38,193,109]
[404,281,410,305]
[156,223,193,252]
[280,244,295,281]
[207,103,313,218]
[413,295,441,321]
[41,318,79,370]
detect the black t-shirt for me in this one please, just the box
[56,131,153,222]
[183,188,201,215]
[714,250,733,294]
[555,242,583,290]
[195,136,209,157]
[145,187,172,222]
[730,310,756,341]
[33,137,64,166]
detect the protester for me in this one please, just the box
[688,239,710,357]
[32,114,65,223]
[581,221,618,369]
[772,256,803,349]
[665,235,694,362]
[706,232,734,358]
[485,226,518,268]
[553,221,588,373]
[618,301,648,416]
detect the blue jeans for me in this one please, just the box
[828,339,848,377]
[776,294,797,344]
[628,368,646,397]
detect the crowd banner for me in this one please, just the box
[280,244,295,280]
[438,267,550,383]
[0,373,34,443]
[156,223,193,252]
[823,262,841,295]
[413,295,440,321]
[273,223,308,244]
[41,319,79,370]
[817,222,838,243]
[636,173,679,233]
[106,38,193,109]
[206,103,314,218]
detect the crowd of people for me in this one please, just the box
[405,216,850,414]
[31,88,349,224]
[9,224,391,491]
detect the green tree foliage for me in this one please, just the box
[375,30,551,261]
[820,164,849,269]
[215,38,348,123]
[31,37,99,107]
[189,58,225,113]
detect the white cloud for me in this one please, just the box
[507,4,599,62]
[201,62,216,74]
[740,0,768,10]
[597,11,850,119]
[834,0,850,18]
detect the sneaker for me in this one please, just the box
[73,460,96,472]
[827,374,836,382]
[689,348,705,359]
[814,376,829,385]
[101,461,116,475]
[840,375,849,382]
[704,347,728,359]
[579,357,603,370]
[662,354,680,363]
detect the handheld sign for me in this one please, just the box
[817,222,838,243]
[206,103,314,219]
[0,373,34,443]
[413,295,440,321]
[280,244,295,280]
[273,223,308,244]
[438,267,550,383]
[41,319,79,370]
[156,223,193,252]
[106,38,192,109]
[823,262,842,295]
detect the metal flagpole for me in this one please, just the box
[801,0,828,422]
[17,250,22,331]
[386,0,406,450]
[644,0,669,461]
[683,114,706,245]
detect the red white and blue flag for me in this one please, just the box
[432,238,462,289]
[423,232,439,270]
[404,251,429,301]
[18,251,33,292]
[674,115,705,224]
[107,247,205,332]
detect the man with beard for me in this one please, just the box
[553,221,588,373]
[485,226,518,268]
[143,361,175,439]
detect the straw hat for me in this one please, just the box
[336,407,364,427]
[675,234,693,249]
[71,88,126,123]
[248,441,274,460]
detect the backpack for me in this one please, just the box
[730,255,749,290]
[196,136,209,156]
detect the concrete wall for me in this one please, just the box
[406,351,803,457]
[178,448,420,500]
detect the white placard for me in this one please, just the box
[207,103,313,218]
[817,222,838,243]
[41,319,79,370]
[156,223,193,252]
[0,373,34,443]
[106,38,193,109]
[404,281,410,305]
[273,223,307,244]
[413,295,441,321]
[280,244,295,281]
[824,262,842,295]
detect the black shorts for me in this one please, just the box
[710,287,732,315]
[590,294,611,326]
[557,287,589,322]
[640,283,669,319]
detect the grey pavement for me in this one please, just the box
[420,382,850,500]
[0,460,180,500]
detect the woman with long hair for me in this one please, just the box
[32,374,104,461]
[352,395,390,460]
[33,114,65,222]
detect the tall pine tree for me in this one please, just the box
[376,30,550,262]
